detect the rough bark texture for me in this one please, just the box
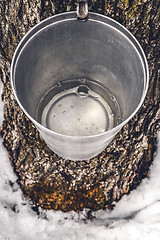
[0,0,160,212]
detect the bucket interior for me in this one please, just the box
[13,14,146,137]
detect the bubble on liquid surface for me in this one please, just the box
[111,95,116,101]
[57,82,62,87]
[80,78,86,84]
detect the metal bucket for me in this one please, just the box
[11,11,149,160]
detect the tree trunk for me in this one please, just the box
[0,0,160,212]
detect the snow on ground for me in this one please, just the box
[0,80,160,240]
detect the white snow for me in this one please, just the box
[0,80,160,239]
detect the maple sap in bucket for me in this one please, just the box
[36,78,121,137]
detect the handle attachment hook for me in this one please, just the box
[77,0,88,21]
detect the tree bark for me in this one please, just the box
[0,0,160,212]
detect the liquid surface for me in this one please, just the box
[36,79,121,136]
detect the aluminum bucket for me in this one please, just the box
[11,11,149,160]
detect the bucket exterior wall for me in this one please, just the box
[11,12,149,160]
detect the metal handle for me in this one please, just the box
[77,0,88,21]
